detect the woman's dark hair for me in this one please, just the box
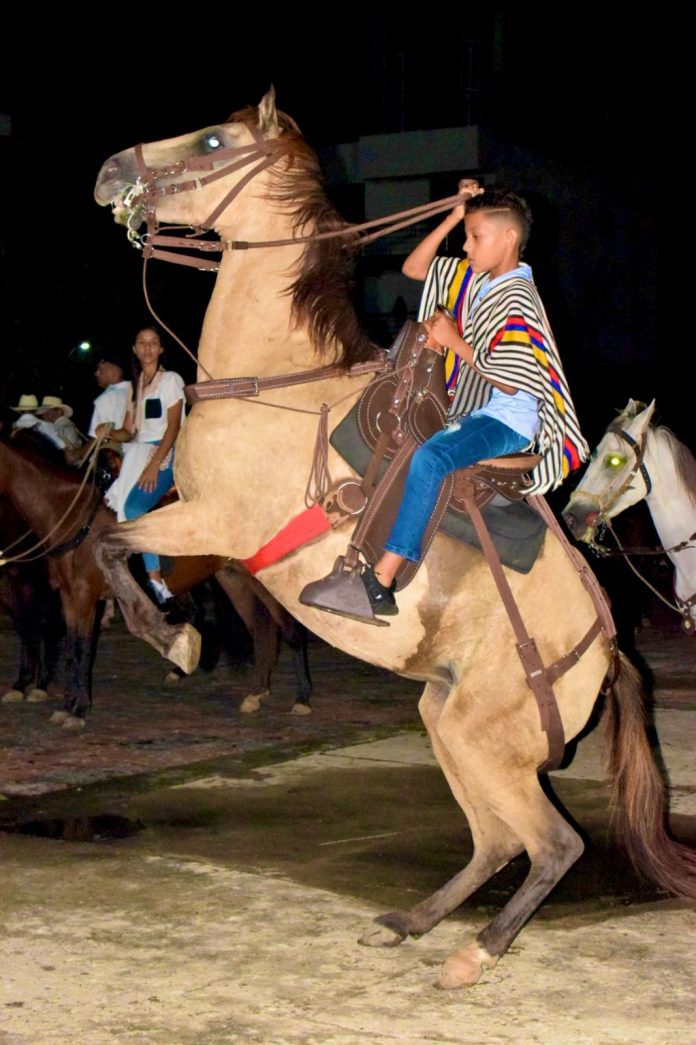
[466,189,533,255]
[130,324,168,389]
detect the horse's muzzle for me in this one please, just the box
[94,151,138,206]
[561,500,600,543]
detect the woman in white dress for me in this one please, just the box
[99,326,185,606]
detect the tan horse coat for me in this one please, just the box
[93,93,694,988]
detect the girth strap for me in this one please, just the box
[459,481,566,772]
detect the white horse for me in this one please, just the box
[93,94,696,988]
[563,399,696,635]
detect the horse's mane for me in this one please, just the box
[228,106,380,369]
[654,425,696,507]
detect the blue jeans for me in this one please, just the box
[123,450,175,574]
[384,415,529,562]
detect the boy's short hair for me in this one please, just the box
[466,189,532,255]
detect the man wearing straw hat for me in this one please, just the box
[10,393,40,424]
[35,396,84,450]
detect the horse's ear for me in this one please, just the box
[632,399,656,435]
[258,87,279,136]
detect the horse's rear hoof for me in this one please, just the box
[165,668,185,685]
[240,691,268,714]
[62,715,86,731]
[290,702,312,716]
[437,944,498,989]
[26,688,49,703]
[49,710,70,724]
[2,689,25,703]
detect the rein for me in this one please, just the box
[118,126,472,379]
[123,129,470,267]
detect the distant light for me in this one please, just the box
[79,341,92,353]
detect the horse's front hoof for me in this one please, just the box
[49,710,70,724]
[290,702,312,716]
[166,624,201,675]
[26,688,49,703]
[164,668,185,685]
[437,944,498,989]
[1,689,25,703]
[62,715,86,731]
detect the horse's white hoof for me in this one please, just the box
[358,924,405,948]
[1,689,25,703]
[49,710,70,724]
[164,670,183,685]
[437,944,498,989]
[240,691,268,714]
[26,688,49,703]
[166,624,201,675]
[290,702,312,716]
[62,716,86,731]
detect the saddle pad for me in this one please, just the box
[440,497,546,574]
[330,409,546,574]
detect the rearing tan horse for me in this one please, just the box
[94,90,695,988]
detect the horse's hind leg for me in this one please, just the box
[361,682,525,947]
[430,692,584,988]
[435,770,583,988]
[214,567,278,713]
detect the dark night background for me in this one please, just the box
[0,13,679,452]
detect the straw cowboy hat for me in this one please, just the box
[10,393,40,413]
[35,395,73,418]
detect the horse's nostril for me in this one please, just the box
[585,511,600,528]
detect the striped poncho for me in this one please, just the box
[418,256,588,494]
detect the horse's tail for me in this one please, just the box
[603,652,696,898]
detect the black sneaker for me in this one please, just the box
[361,565,398,616]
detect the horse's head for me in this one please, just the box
[94,88,301,239]
[562,399,656,543]
[95,89,376,368]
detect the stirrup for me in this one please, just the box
[299,556,391,627]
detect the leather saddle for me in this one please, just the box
[326,320,542,590]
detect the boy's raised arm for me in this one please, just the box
[401,179,482,281]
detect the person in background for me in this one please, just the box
[64,352,131,470]
[35,396,84,450]
[11,393,73,451]
[101,325,185,608]
[88,353,131,438]
[10,393,41,434]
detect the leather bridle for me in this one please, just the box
[568,421,695,634]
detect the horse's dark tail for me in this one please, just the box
[603,652,696,898]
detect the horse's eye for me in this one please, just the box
[201,132,224,153]
[604,452,627,470]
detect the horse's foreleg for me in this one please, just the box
[360,682,524,950]
[96,534,200,675]
[47,578,98,728]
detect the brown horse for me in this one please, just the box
[93,91,695,987]
[0,495,63,702]
[0,433,311,725]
